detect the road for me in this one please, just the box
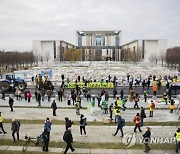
[1,81,180,97]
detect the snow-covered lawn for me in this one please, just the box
[16,61,179,82]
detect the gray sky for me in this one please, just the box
[0,0,180,51]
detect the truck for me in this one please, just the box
[0,73,27,91]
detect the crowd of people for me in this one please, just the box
[0,73,179,153]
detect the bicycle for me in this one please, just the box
[22,134,43,151]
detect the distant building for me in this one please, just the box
[32,32,167,62]
[76,31,121,61]
[32,40,76,62]
[121,39,167,62]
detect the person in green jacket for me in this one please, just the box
[91,97,95,107]
[122,97,127,111]
[103,100,108,114]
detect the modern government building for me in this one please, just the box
[32,30,167,62]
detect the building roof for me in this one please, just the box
[76,31,121,35]
[122,39,167,47]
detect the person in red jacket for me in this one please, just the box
[26,91,32,102]
[133,113,142,132]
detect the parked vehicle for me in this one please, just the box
[1,73,27,91]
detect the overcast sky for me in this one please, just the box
[0,0,180,51]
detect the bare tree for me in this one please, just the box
[158,50,166,67]
[45,51,50,65]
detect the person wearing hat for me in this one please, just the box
[79,114,87,136]
[63,127,75,154]
[174,128,180,153]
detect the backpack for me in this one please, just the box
[17,121,21,128]
[144,113,147,118]
[63,132,67,141]
[83,118,87,125]
[121,118,125,127]
[151,102,155,108]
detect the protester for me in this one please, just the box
[140,107,146,127]
[0,112,7,134]
[75,101,80,115]
[15,88,19,100]
[174,128,180,153]
[9,96,14,112]
[114,107,120,123]
[76,95,82,108]
[41,89,45,101]
[24,90,27,101]
[149,100,155,117]
[142,127,151,153]
[79,114,87,136]
[112,116,125,137]
[67,93,71,105]
[109,103,113,120]
[115,97,121,108]
[87,90,91,102]
[44,118,52,138]
[17,89,22,101]
[170,98,175,113]
[113,87,117,99]
[11,119,20,142]
[26,91,32,102]
[91,97,95,107]
[65,117,73,130]
[58,87,63,102]
[152,84,158,96]
[122,97,127,111]
[51,100,57,116]
[35,89,38,101]
[71,90,76,105]
[102,99,108,114]
[63,127,75,154]
[37,91,41,106]
[163,92,168,105]
[97,94,102,108]
[129,88,135,102]
[133,113,142,132]
[144,90,148,102]
[47,90,52,102]
[120,89,124,100]
[42,129,50,152]
[1,89,5,100]
[134,93,140,109]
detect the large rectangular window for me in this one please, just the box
[78,36,82,47]
[96,36,102,46]
[54,41,56,58]
[142,40,145,58]
[115,36,119,46]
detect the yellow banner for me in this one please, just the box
[65,82,114,89]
